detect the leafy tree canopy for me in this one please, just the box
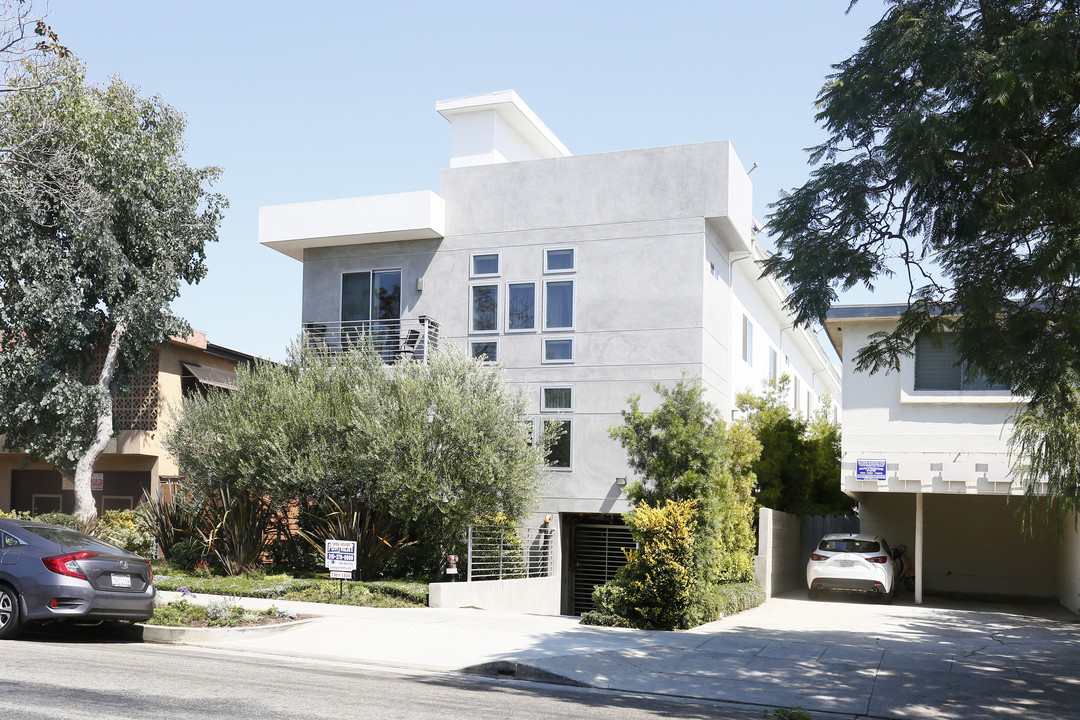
[609,378,760,586]
[736,378,853,517]
[762,0,1080,510]
[0,58,225,518]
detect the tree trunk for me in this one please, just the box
[72,321,126,522]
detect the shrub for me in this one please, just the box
[136,485,206,560]
[196,487,278,576]
[687,581,766,627]
[33,512,84,530]
[95,509,154,557]
[590,499,697,631]
[0,509,31,520]
[580,611,636,628]
[166,536,206,571]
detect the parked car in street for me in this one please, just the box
[806,533,899,602]
[0,518,154,638]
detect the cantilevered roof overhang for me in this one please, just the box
[824,303,909,359]
[259,190,445,261]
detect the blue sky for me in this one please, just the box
[49,0,891,361]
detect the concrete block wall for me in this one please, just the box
[428,576,562,614]
[754,507,803,598]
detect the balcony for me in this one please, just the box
[302,317,440,363]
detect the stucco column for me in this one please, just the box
[915,492,924,605]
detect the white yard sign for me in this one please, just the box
[324,539,357,572]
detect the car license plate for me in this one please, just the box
[111,573,132,588]
[835,560,856,568]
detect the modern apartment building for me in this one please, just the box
[260,91,841,613]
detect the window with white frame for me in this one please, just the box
[507,282,536,331]
[543,338,573,363]
[806,391,812,421]
[471,252,500,277]
[541,386,573,412]
[742,315,753,364]
[914,332,1009,391]
[544,279,574,330]
[769,347,778,382]
[470,340,498,363]
[544,247,575,273]
[543,418,572,469]
[470,283,498,333]
[793,376,801,412]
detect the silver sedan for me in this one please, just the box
[0,518,154,638]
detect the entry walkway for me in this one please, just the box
[157,590,1080,719]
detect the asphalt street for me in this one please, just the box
[1,632,765,720]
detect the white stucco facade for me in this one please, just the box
[260,91,841,614]
[825,305,1080,612]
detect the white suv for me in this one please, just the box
[806,533,899,602]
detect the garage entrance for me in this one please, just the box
[560,513,635,615]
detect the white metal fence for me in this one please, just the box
[467,524,555,581]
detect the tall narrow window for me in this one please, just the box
[742,316,753,364]
[544,280,574,330]
[544,419,572,469]
[471,284,498,333]
[793,376,801,412]
[769,348,778,382]
[507,282,536,331]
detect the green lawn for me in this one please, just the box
[153,564,428,608]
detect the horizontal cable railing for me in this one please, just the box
[467,524,556,581]
[302,317,440,363]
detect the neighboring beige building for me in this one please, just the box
[825,304,1080,613]
[0,331,255,515]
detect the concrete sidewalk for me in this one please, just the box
[154,590,1080,719]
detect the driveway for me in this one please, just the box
[677,591,1080,718]
[168,589,1080,719]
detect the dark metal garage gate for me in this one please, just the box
[563,516,635,616]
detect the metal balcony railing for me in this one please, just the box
[302,317,440,363]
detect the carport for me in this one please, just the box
[857,491,1063,604]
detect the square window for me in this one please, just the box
[544,279,574,330]
[471,284,498,333]
[470,341,498,362]
[471,252,500,277]
[545,248,575,273]
[543,419,572,469]
[541,386,573,411]
[507,282,536,331]
[543,338,573,363]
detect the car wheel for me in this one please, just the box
[903,576,915,592]
[807,587,821,601]
[0,586,22,640]
[880,589,894,605]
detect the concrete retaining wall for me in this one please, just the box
[754,507,803,598]
[428,576,561,614]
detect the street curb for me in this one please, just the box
[459,660,588,687]
[136,617,320,644]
